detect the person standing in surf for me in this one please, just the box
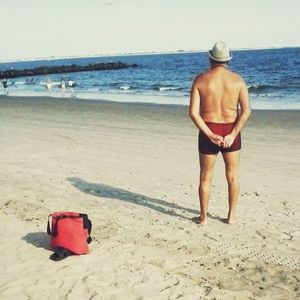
[189,41,251,225]
[45,76,52,94]
[2,78,9,95]
[60,75,66,97]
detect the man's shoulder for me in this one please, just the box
[193,69,246,88]
[227,69,245,83]
[193,70,211,84]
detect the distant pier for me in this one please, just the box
[0,61,138,79]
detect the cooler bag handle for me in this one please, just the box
[47,214,54,236]
[87,219,92,244]
[80,214,92,244]
[47,213,63,237]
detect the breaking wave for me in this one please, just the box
[247,83,300,93]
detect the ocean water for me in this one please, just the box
[0,47,299,109]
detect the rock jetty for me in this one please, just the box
[0,61,138,79]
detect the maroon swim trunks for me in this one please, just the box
[198,122,241,154]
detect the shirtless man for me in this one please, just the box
[189,41,251,225]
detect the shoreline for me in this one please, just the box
[1,94,300,111]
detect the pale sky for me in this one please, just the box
[0,0,299,60]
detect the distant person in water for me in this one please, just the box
[60,76,65,97]
[45,76,52,94]
[2,78,9,95]
[67,79,75,88]
[67,78,75,97]
[189,41,251,225]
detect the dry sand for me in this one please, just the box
[0,96,299,300]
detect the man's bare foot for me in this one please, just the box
[227,213,237,225]
[198,215,207,225]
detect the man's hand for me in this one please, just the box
[222,134,236,148]
[209,133,224,147]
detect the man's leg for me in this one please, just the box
[222,150,240,224]
[198,153,218,224]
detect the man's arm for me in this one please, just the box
[223,79,251,148]
[189,80,224,146]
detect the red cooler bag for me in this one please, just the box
[47,212,92,255]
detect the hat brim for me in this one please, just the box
[208,50,233,62]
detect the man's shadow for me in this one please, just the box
[67,177,198,220]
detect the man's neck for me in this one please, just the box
[211,64,228,69]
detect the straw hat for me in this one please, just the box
[208,41,232,62]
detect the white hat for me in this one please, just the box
[208,41,232,62]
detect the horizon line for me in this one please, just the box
[0,45,299,64]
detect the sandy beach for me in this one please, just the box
[0,95,299,299]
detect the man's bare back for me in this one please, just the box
[194,66,243,123]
